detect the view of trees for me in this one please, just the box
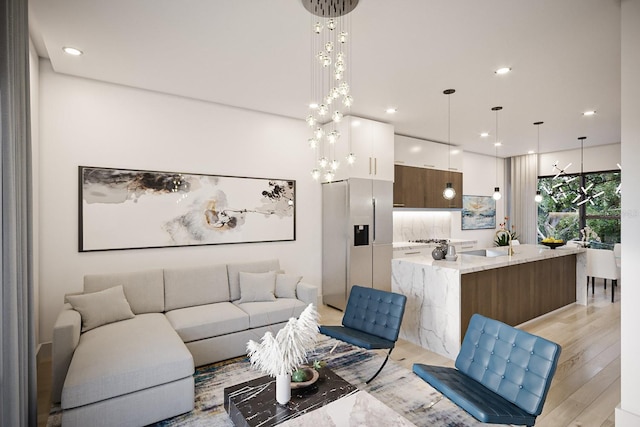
[537,170,621,248]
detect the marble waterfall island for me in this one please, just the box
[392,244,586,359]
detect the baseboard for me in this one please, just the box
[37,341,52,363]
[516,303,575,329]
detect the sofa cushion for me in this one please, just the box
[227,259,280,301]
[84,269,165,314]
[164,264,230,311]
[237,271,277,303]
[165,302,250,343]
[61,313,193,410]
[66,285,134,332]
[236,298,307,328]
[275,273,302,299]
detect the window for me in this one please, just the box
[537,170,621,248]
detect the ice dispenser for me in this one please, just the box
[354,225,369,246]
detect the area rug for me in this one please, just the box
[47,336,488,426]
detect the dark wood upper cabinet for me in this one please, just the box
[393,165,463,209]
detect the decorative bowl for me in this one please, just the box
[541,241,564,249]
[290,367,319,389]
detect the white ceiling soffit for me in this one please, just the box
[29,0,621,158]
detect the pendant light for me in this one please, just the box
[442,89,456,200]
[573,136,600,208]
[491,106,502,201]
[534,121,544,203]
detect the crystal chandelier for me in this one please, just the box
[301,0,359,181]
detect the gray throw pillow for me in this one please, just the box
[67,285,135,332]
[275,273,302,299]
[237,271,277,303]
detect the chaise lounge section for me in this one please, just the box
[51,259,318,427]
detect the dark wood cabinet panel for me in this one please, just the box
[460,255,577,339]
[393,165,462,209]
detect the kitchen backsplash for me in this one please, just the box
[393,211,451,242]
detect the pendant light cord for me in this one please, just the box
[495,109,499,185]
[448,92,451,181]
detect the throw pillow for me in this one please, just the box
[67,285,135,332]
[275,273,302,299]
[237,271,277,304]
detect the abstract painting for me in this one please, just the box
[461,195,496,230]
[79,166,295,251]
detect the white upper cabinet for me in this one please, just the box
[394,134,463,172]
[323,116,394,182]
[447,145,464,172]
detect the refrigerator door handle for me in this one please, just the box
[372,197,376,242]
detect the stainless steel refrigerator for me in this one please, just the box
[322,178,393,311]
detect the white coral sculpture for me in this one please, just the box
[246,303,319,377]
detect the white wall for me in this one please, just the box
[617,0,640,424]
[451,151,505,248]
[37,61,321,344]
[29,39,40,346]
[538,143,621,176]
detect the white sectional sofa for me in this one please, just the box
[51,259,318,427]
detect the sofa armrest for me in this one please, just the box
[51,303,81,404]
[296,282,318,307]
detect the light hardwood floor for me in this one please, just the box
[37,279,620,427]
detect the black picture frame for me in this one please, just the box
[79,166,296,252]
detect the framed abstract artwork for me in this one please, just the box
[79,166,295,251]
[461,195,496,230]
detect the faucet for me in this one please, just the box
[495,229,514,256]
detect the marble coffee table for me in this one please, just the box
[223,367,415,427]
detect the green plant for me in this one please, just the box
[495,217,518,247]
[495,230,518,247]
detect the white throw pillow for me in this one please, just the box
[237,271,277,303]
[275,274,302,299]
[67,285,135,332]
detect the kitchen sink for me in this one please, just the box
[463,248,509,257]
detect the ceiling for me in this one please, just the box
[28,0,621,158]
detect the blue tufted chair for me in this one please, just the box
[413,314,561,426]
[319,285,407,384]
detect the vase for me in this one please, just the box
[276,374,291,405]
[432,246,444,260]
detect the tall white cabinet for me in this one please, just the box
[322,116,394,182]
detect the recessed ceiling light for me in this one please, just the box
[480,132,489,137]
[385,107,397,114]
[62,46,83,56]
[528,150,535,154]
[495,67,511,75]
[494,142,502,147]
[583,110,596,116]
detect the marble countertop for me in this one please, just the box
[392,243,585,274]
